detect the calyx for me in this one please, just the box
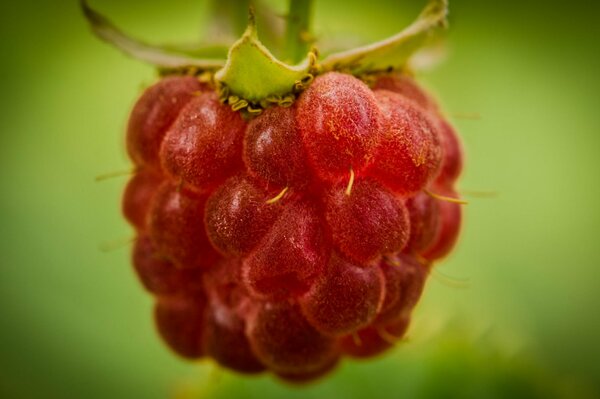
[82,0,448,111]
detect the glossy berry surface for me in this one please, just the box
[122,71,464,382]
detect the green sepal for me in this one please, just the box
[214,9,316,104]
[81,1,225,70]
[320,0,448,74]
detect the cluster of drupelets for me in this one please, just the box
[122,71,463,382]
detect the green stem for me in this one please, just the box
[284,0,314,64]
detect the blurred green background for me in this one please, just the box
[0,0,599,397]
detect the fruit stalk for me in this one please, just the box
[284,0,314,64]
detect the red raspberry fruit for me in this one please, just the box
[127,76,206,170]
[296,72,383,181]
[83,0,460,382]
[122,71,464,382]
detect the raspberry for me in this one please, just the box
[89,0,462,383]
[404,191,441,253]
[296,72,383,181]
[422,186,463,261]
[160,91,247,193]
[127,76,206,170]
[299,254,385,336]
[132,235,204,295]
[148,182,218,269]
[242,201,330,301]
[340,317,411,359]
[119,71,464,380]
[325,177,410,263]
[202,259,266,373]
[154,295,206,359]
[246,301,338,376]
[435,119,464,187]
[367,89,443,196]
[205,175,283,257]
[375,255,429,325]
[373,74,438,112]
[122,168,163,231]
[276,357,340,384]
[244,106,311,188]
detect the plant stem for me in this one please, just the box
[284,0,314,64]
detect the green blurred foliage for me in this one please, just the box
[0,0,598,398]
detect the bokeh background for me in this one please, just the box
[0,0,599,397]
